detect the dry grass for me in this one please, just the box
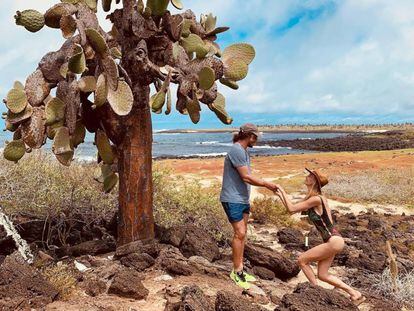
[325,168,414,206]
[42,263,78,300]
[250,196,298,228]
[368,268,414,309]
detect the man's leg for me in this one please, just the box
[231,219,246,272]
[241,212,249,261]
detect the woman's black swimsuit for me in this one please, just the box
[307,195,341,243]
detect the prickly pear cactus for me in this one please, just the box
[3,0,255,194]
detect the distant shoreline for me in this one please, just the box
[156,124,412,134]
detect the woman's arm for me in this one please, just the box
[276,186,320,214]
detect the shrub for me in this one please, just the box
[42,263,78,300]
[250,196,297,228]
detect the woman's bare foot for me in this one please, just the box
[350,291,366,305]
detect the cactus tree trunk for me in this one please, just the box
[117,85,155,245]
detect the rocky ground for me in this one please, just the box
[1,199,413,311]
[259,130,414,152]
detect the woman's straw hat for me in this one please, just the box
[305,168,328,190]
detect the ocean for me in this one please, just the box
[0,130,346,161]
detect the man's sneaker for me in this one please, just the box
[243,271,257,282]
[230,269,251,290]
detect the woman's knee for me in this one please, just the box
[317,271,330,282]
[297,255,308,268]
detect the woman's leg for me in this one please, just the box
[317,255,362,299]
[297,242,336,285]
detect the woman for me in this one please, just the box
[274,168,365,305]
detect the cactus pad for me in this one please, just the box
[78,76,97,92]
[180,34,208,59]
[13,81,25,90]
[146,0,169,16]
[68,44,87,74]
[7,104,34,125]
[222,43,255,65]
[104,172,118,193]
[94,74,108,108]
[186,96,201,124]
[60,15,77,38]
[71,120,86,148]
[3,139,26,163]
[52,126,72,155]
[21,106,46,149]
[224,58,248,81]
[6,88,28,114]
[25,69,51,106]
[171,0,183,10]
[198,67,215,90]
[110,47,122,59]
[44,3,77,29]
[55,149,74,166]
[85,28,109,56]
[102,0,112,12]
[45,97,65,125]
[107,80,133,116]
[14,10,45,33]
[150,91,166,113]
[102,55,119,91]
[95,129,114,164]
[219,77,239,90]
[208,92,232,124]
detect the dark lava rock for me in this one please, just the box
[68,239,116,257]
[180,285,214,311]
[275,283,358,311]
[157,246,194,276]
[277,228,303,245]
[84,277,107,297]
[115,238,160,259]
[253,266,275,280]
[120,252,155,272]
[108,268,148,300]
[15,219,45,243]
[0,252,59,309]
[244,244,300,281]
[215,291,265,311]
[159,225,220,262]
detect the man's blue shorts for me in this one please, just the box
[221,202,250,223]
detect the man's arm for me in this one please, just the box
[236,166,278,191]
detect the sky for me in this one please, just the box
[1,0,414,130]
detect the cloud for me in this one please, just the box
[0,0,413,128]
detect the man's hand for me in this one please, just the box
[264,181,279,192]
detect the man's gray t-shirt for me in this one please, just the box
[220,143,251,204]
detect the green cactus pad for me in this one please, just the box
[52,126,72,155]
[102,0,112,12]
[45,3,77,29]
[102,55,119,91]
[180,34,207,57]
[222,43,255,65]
[71,120,86,148]
[206,26,229,36]
[94,74,108,108]
[103,172,118,193]
[68,44,87,74]
[186,97,201,124]
[150,91,166,113]
[107,80,133,116]
[7,104,33,125]
[3,139,26,163]
[46,120,64,139]
[5,121,18,132]
[6,88,28,114]
[146,0,169,16]
[85,0,98,11]
[14,10,45,33]
[171,0,183,9]
[13,81,25,90]
[219,77,239,90]
[204,13,217,33]
[13,128,22,140]
[85,28,109,56]
[45,97,65,125]
[61,0,81,4]
[209,93,233,125]
[95,129,114,164]
[224,58,248,81]
[60,15,77,38]
[110,47,122,59]
[181,19,193,38]
[165,89,172,115]
[198,67,215,90]
[78,76,97,92]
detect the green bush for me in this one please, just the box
[250,196,297,228]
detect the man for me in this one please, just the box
[220,123,278,289]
